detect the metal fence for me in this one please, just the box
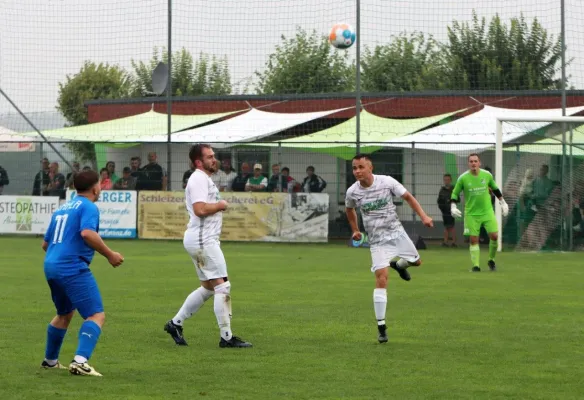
[2,140,583,251]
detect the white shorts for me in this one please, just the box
[184,241,228,281]
[370,232,420,272]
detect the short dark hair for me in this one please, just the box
[74,171,99,192]
[282,167,290,173]
[468,153,480,161]
[130,156,140,162]
[306,166,315,172]
[443,173,452,178]
[189,144,212,164]
[122,167,131,173]
[352,153,372,162]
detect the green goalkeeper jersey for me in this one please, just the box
[451,169,498,216]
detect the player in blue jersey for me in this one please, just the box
[40,170,124,377]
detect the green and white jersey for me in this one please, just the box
[345,174,407,244]
[451,169,498,216]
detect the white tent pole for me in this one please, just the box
[495,118,503,252]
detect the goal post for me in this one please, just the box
[495,116,584,252]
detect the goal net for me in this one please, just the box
[495,116,584,252]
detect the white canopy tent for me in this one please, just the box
[0,125,38,152]
[381,105,584,154]
[165,107,351,146]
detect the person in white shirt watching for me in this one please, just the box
[164,144,252,348]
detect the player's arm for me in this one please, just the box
[193,201,227,217]
[401,192,433,227]
[81,230,117,259]
[344,190,361,239]
[80,206,124,267]
[449,177,463,217]
[450,177,463,203]
[488,173,509,216]
[190,174,227,217]
[41,217,55,252]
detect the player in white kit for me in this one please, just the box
[164,144,252,348]
[345,154,433,343]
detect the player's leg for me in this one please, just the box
[484,216,500,271]
[388,232,421,281]
[465,216,481,271]
[42,277,74,370]
[66,269,105,376]
[205,245,251,348]
[442,221,449,247]
[445,216,457,246]
[165,247,214,346]
[370,246,394,343]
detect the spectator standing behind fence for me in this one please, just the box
[33,158,51,196]
[245,164,267,192]
[99,168,113,190]
[302,166,327,193]
[211,164,228,192]
[220,159,237,191]
[231,162,251,192]
[140,152,166,191]
[437,173,457,247]
[114,167,136,190]
[281,167,300,193]
[0,165,9,195]
[105,161,119,183]
[182,161,195,189]
[65,161,80,189]
[267,164,282,192]
[47,162,66,199]
[532,164,555,211]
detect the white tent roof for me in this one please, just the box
[0,125,39,142]
[166,107,350,146]
[382,105,584,154]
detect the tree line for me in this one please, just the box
[56,12,566,161]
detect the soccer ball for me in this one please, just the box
[329,23,356,49]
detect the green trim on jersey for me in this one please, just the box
[452,169,498,216]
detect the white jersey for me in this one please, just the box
[185,169,222,247]
[345,174,407,245]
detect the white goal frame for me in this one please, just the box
[495,115,584,252]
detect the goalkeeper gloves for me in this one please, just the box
[450,202,462,218]
[499,198,509,217]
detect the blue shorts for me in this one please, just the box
[45,268,103,319]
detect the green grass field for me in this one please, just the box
[0,237,583,400]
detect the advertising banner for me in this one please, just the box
[66,190,137,238]
[137,191,329,242]
[0,195,59,234]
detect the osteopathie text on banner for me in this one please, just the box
[0,195,59,234]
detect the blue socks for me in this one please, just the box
[75,320,102,361]
[45,324,67,361]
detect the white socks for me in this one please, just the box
[373,288,387,326]
[213,281,233,341]
[172,286,214,326]
[397,258,410,269]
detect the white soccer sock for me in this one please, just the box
[213,281,233,340]
[74,355,87,364]
[396,258,410,269]
[373,288,387,326]
[172,286,214,326]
